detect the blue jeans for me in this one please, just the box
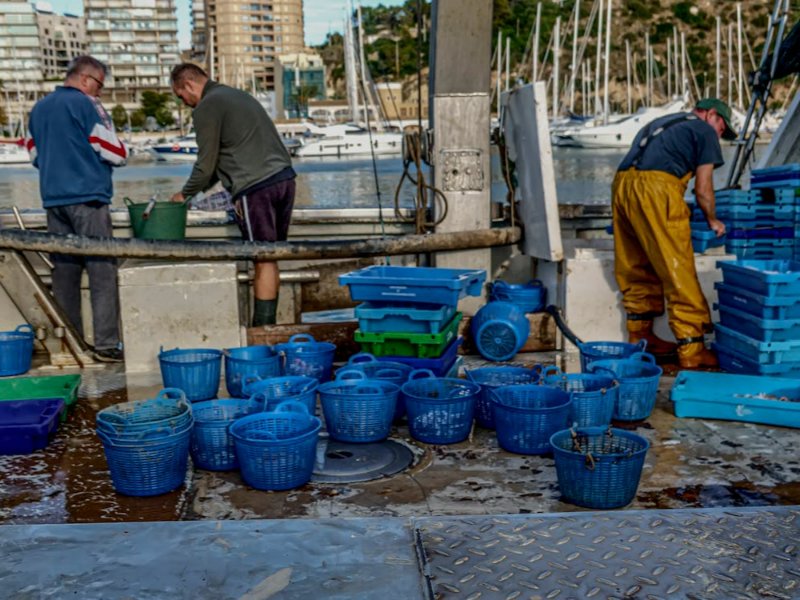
[47,202,120,351]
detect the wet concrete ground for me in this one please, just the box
[3,352,800,526]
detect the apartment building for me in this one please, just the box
[0,2,43,105]
[276,51,325,118]
[190,0,206,64]
[85,0,181,105]
[36,5,87,80]
[203,0,304,91]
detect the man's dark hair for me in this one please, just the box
[66,55,107,78]
[171,63,208,87]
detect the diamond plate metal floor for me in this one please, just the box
[414,507,800,599]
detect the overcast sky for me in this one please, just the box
[41,0,405,49]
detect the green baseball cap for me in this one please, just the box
[696,98,737,140]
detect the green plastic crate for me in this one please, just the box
[354,313,463,358]
[0,374,81,422]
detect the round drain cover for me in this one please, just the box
[311,436,414,483]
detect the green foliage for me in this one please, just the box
[111,104,127,130]
[673,2,711,30]
[140,91,171,118]
[627,0,654,20]
[154,107,174,127]
[130,110,146,129]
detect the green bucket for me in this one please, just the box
[125,197,188,240]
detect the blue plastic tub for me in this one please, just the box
[0,398,64,455]
[713,203,796,222]
[750,164,800,188]
[716,304,800,342]
[588,353,662,421]
[318,371,399,443]
[717,259,800,297]
[671,370,800,428]
[550,427,649,509]
[354,302,457,334]
[340,353,413,419]
[489,280,547,313]
[726,226,794,239]
[691,228,726,253]
[725,239,794,259]
[379,336,463,377]
[714,343,800,377]
[401,370,479,444]
[97,426,191,496]
[224,345,281,398]
[471,301,530,362]
[464,365,542,429]
[541,366,618,427]
[229,401,321,491]
[712,189,761,204]
[716,282,800,319]
[579,340,647,373]
[339,265,486,306]
[715,323,800,365]
[491,385,571,455]
[0,324,35,377]
[158,347,222,401]
[190,398,262,471]
[275,334,336,383]
[243,375,318,414]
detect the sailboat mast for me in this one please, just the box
[594,0,604,115]
[505,37,510,92]
[553,16,560,118]
[736,2,744,108]
[645,32,651,106]
[344,2,360,123]
[496,30,502,117]
[667,38,672,98]
[625,39,632,113]
[569,0,580,112]
[602,0,611,123]
[727,23,733,105]
[533,3,542,81]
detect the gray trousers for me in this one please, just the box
[47,203,120,350]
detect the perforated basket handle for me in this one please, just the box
[587,365,618,379]
[96,429,116,447]
[298,378,318,394]
[542,365,562,379]
[15,324,34,334]
[156,388,188,404]
[335,369,367,381]
[375,367,403,379]
[274,400,310,414]
[288,333,316,344]
[634,339,648,352]
[350,382,385,395]
[630,351,656,364]
[348,352,378,364]
[408,369,436,380]
[248,391,270,411]
[464,369,476,383]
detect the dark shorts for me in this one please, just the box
[234,178,296,242]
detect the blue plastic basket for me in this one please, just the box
[275,334,336,383]
[541,366,618,427]
[341,353,413,420]
[97,426,192,497]
[229,401,321,491]
[401,370,479,444]
[318,370,399,443]
[550,427,649,509]
[491,384,571,455]
[464,365,542,429]
[490,280,547,313]
[339,265,486,306]
[0,398,64,455]
[224,345,281,398]
[579,339,647,372]
[96,389,191,437]
[471,301,531,362]
[0,324,35,377]
[588,353,662,421]
[354,302,457,334]
[158,347,222,401]
[190,398,262,471]
[242,375,318,414]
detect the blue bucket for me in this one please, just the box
[491,384,572,455]
[541,366,618,427]
[275,334,336,383]
[588,352,662,421]
[401,370,479,444]
[243,375,319,414]
[490,280,547,313]
[0,324,35,376]
[579,339,647,372]
[229,401,321,491]
[470,301,530,362]
[319,370,399,443]
[224,345,281,398]
[341,353,413,419]
[190,398,263,471]
[550,426,649,509]
[96,388,191,437]
[158,347,223,401]
[464,365,542,429]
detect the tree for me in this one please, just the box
[130,110,146,129]
[291,84,319,117]
[111,104,127,130]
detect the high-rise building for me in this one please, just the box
[203,0,304,91]
[85,0,180,105]
[35,5,87,81]
[0,2,43,106]
[189,0,206,64]
[276,52,325,118]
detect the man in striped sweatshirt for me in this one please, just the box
[27,55,128,363]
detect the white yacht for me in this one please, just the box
[0,142,31,165]
[295,128,402,158]
[148,134,198,162]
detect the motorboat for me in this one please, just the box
[0,142,31,165]
[294,128,402,158]
[148,134,198,162]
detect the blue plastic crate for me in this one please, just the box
[717,259,800,297]
[713,204,796,221]
[339,266,486,306]
[751,164,800,189]
[0,398,64,455]
[671,371,800,428]
[715,304,800,342]
[716,282,800,319]
[715,323,800,365]
[725,239,794,259]
[691,228,725,253]
[712,189,762,204]
[354,302,456,334]
[726,226,794,240]
[714,343,800,378]
[377,336,462,376]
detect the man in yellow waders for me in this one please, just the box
[612,98,736,369]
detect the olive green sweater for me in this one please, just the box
[181,80,292,199]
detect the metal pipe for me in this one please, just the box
[0,227,522,261]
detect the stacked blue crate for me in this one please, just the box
[751,164,800,261]
[713,259,800,377]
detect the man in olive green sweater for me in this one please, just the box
[170,63,295,327]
